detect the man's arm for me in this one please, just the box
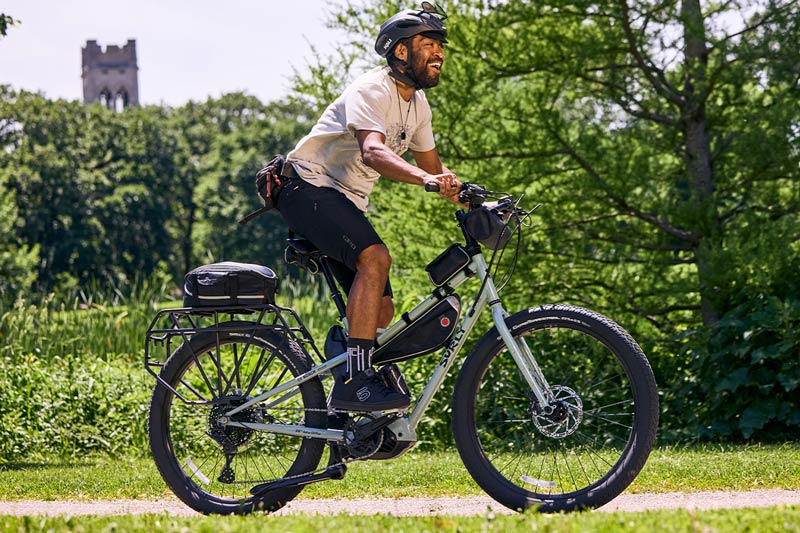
[356,130,461,201]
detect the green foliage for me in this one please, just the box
[682,294,800,440]
[3,445,800,500]
[0,354,150,462]
[298,0,800,441]
[0,13,17,37]
[0,87,314,296]
[0,0,797,462]
[2,504,800,532]
[0,273,173,361]
[0,88,179,291]
[0,184,39,298]
[167,93,313,277]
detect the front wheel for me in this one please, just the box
[452,305,658,512]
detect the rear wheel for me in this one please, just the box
[452,305,658,512]
[148,323,327,515]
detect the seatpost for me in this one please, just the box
[318,257,348,323]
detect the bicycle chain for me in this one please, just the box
[228,405,395,489]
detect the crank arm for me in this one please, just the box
[250,464,346,496]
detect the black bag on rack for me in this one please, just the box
[183,261,278,308]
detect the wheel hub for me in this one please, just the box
[530,385,583,439]
[208,392,264,449]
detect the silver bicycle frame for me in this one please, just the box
[223,252,553,441]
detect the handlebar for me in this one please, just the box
[425,180,536,219]
[426,180,516,209]
[425,181,491,207]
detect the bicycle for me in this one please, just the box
[145,182,659,515]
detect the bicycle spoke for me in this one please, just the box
[244,348,276,397]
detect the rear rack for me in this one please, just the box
[144,303,323,392]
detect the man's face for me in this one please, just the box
[398,35,445,89]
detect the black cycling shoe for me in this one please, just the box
[328,368,411,412]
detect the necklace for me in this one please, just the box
[394,79,415,141]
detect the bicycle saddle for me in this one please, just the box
[284,237,325,274]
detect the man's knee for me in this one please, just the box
[356,244,391,276]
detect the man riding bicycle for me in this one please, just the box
[275,5,462,411]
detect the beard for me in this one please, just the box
[409,55,441,89]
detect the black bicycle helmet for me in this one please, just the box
[374,6,448,58]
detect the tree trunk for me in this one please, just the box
[681,0,722,325]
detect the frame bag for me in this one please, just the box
[425,244,471,286]
[373,295,461,364]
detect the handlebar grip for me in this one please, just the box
[424,181,440,193]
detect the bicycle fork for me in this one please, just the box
[474,255,554,408]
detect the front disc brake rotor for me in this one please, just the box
[531,385,583,439]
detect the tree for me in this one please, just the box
[294,0,800,438]
[427,0,798,328]
[168,93,314,276]
[0,88,179,290]
[0,84,317,293]
[0,14,18,38]
[0,182,39,298]
[431,0,800,438]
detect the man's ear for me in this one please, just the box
[393,41,408,62]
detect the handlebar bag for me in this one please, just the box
[183,261,278,309]
[463,206,512,250]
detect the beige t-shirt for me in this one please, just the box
[287,66,436,211]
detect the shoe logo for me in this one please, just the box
[356,386,371,401]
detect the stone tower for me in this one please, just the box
[81,40,139,109]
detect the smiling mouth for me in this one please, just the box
[429,62,442,72]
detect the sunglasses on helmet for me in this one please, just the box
[417,1,448,24]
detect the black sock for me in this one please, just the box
[346,337,373,379]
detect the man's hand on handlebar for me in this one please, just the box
[423,173,465,205]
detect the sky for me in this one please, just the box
[0,0,351,106]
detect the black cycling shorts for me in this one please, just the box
[277,178,393,298]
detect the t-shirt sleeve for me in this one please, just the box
[345,84,390,136]
[409,98,436,152]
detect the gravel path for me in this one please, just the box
[1,490,799,517]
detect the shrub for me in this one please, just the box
[0,354,150,463]
[682,294,800,440]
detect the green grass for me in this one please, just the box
[1,444,799,501]
[635,443,800,492]
[2,507,800,532]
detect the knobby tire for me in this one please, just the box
[452,304,658,512]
